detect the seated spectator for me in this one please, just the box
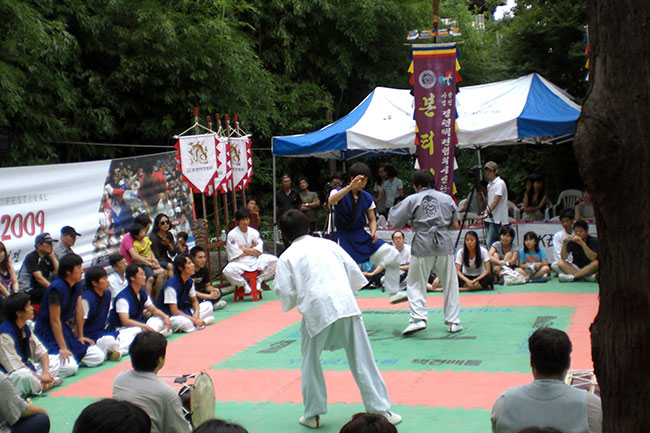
[376,165,404,216]
[193,419,249,433]
[558,220,598,282]
[246,199,260,230]
[223,208,277,294]
[298,177,321,233]
[107,265,172,342]
[149,214,176,279]
[155,255,214,333]
[0,293,63,397]
[80,267,125,360]
[113,331,191,433]
[17,233,59,307]
[372,166,387,217]
[455,231,494,291]
[364,231,411,296]
[190,247,226,310]
[490,327,601,433]
[516,232,550,282]
[130,223,167,297]
[339,413,398,433]
[522,176,548,221]
[575,188,595,223]
[550,210,574,275]
[489,226,519,283]
[119,214,153,264]
[175,232,189,255]
[54,226,81,260]
[0,241,19,295]
[107,254,128,299]
[0,371,50,433]
[72,398,151,433]
[33,254,106,376]
[0,241,18,323]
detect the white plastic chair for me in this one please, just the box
[551,189,583,218]
[507,201,520,222]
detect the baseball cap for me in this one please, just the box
[483,161,498,171]
[35,233,58,246]
[61,226,81,237]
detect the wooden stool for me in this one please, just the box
[233,271,262,302]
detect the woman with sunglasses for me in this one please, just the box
[149,214,175,279]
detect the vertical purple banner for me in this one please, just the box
[412,43,457,195]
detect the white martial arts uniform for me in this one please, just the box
[223,226,277,287]
[0,332,63,397]
[389,187,461,326]
[113,295,172,346]
[108,272,128,300]
[274,235,392,419]
[161,284,214,332]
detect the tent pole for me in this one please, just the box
[272,155,277,256]
[477,147,483,180]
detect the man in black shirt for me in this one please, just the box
[276,174,301,249]
[276,174,301,220]
[558,220,598,282]
[17,233,59,305]
[189,246,226,310]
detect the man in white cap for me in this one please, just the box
[479,161,509,249]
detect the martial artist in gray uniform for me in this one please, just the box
[388,170,462,335]
[274,210,401,429]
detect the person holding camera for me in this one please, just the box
[478,161,509,248]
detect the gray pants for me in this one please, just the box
[407,254,460,325]
[300,316,391,418]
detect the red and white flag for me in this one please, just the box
[175,133,219,193]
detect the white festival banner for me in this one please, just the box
[0,159,110,266]
[0,152,195,269]
[177,133,218,193]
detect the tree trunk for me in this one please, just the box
[574,1,650,432]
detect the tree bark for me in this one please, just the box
[574,1,650,432]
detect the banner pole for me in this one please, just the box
[234,113,247,207]
[225,114,237,214]
[272,154,277,256]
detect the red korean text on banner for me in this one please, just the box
[175,133,219,193]
[412,43,458,196]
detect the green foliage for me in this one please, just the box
[0,0,589,208]
[492,0,588,98]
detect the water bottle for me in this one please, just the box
[220,229,226,241]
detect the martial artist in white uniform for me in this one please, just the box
[388,170,462,335]
[223,208,277,293]
[274,209,401,429]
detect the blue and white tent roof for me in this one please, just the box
[272,87,416,159]
[272,73,581,158]
[455,73,581,147]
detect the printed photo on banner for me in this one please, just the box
[93,152,194,266]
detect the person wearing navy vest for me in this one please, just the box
[328,162,401,298]
[33,254,105,377]
[0,293,63,396]
[80,267,123,361]
[491,327,602,433]
[155,254,214,333]
[107,264,172,348]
